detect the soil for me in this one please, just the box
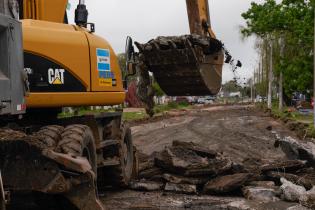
[102,105,303,210]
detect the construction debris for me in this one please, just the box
[129,139,315,209]
[267,171,315,190]
[172,140,217,159]
[138,167,163,179]
[275,136,315,167]
[300,187,315,209]
[162,173,208,185]
[246,181,276,188]
[129,180,164,191]
[242,186,281,202]
[203,173,252,194]
[280,178,307,202]
[164,183,197,194]
[155,144,233,177]
[260,160,307,173]
[287,205,312,210]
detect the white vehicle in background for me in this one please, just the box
[229,92,242,98]
[198,96,215,104]
[197,97,206,104]
[255,95,267,102]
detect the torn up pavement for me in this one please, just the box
[130,140,315,209]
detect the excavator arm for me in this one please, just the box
[186,0,213,37]
[131,0,224,115]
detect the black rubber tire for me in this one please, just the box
[57,124,97,174]
[101,126,134,187]
[37,125,64,150]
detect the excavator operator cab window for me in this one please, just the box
[17,0,23,19]
[0,25,9,78]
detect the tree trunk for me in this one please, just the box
[267,41,273,109]
[250,79,253,102]
[313,11,315,126]
[279,37,285,111]
[279,72,283,110]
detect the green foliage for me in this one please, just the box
[178,101,189,107]
[255,82,267,97]
[306,124,315,138]
[242,0,315,97]
[222,80,242,93]
[154,101,190,114]
[152,82,165,97]
[167,101,179,109]
[123,111,147,121]
[117,53,126,73]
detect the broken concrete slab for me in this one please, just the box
[242,186,280,202]
[275,136,315,167]
[162,173,208,185]
[183,157,233,177]
[246,181,275,188]
[260,160,307,173]
[138,152,155,172]
[280,178,306,202]
[267,171,315,190]
[155,146,209,174]
[138,167,163,180]
[129,180,164,191]
[155,146,233,176]
[164,182,197,194]
[139,159,155,172]
[172,140,217,159]
[300,187,315,209]
[203,173,252,194]
[286,205,311,210]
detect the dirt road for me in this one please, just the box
[102,105,304,210]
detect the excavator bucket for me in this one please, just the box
[135,35,224,96]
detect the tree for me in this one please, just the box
[242,0,315,108]
[222,80,242,94]
[152,82,164,97]
[117,53,127,79]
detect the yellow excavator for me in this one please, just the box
[0,0,224,209]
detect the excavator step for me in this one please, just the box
[97,140,119,150]
[99,157,121,167]
[135,35,224,96]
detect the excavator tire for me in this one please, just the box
[34,125,100,210]
[57,125,97,173]
[0,171,5,210]
[37,125,64,150]
[100,126,134,187]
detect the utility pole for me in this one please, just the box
[268,40,273,109]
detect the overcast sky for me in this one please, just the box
[68,0,265,83]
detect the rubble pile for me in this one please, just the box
[131,140,315,209]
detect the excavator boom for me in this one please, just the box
[186,0,211,36]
